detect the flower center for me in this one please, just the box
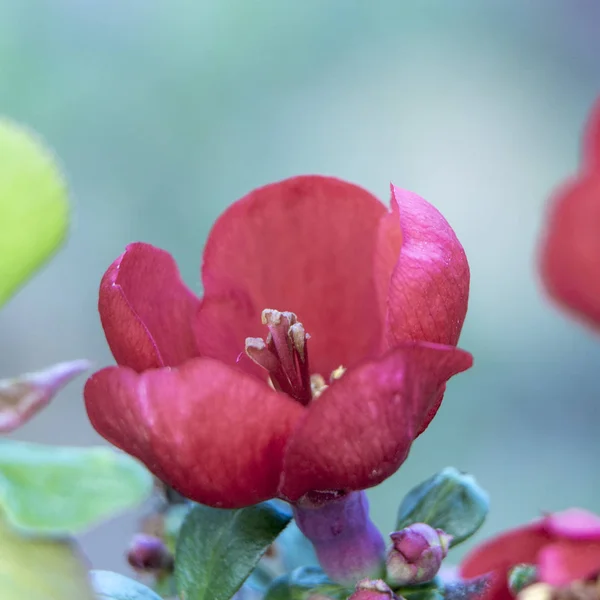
[245,309,344,405]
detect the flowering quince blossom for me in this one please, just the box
[460,508,600,600]
[84,175,472,509]
[539,97,600,328]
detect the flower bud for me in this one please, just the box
[127,534,173,572]
[386,523,451,586]
[509,564,537,594]
[348,579,399,600]
[0,359,90,432]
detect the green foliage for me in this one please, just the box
[0,440,153,535]
[0,119,69,307]
[263,566,348,600]
[402,588,444,600]
[90,571,163,600]
[0,517,94,600]
[396,467,489,547]
[397,580,443,600]
[175,501,292,600]
[163,502,192,553]
[508,564,537,594]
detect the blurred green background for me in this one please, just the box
[2,0,599,575]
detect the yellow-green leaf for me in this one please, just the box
[0,517,95,600]
[0,440,153,535]
[0,119,69,307]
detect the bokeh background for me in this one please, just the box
[1,0,599,575]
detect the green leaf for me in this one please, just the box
[396,580,443,600]
[396,467,489,547]
[163,502,192,553]
[401,588,444,600]
[264,567,348,600]
[0,119,69,307]
[508,564,537,594]
[90,571,162,600]
[0,440,153,535]
[175,501,292,600]
[0,517,95,600]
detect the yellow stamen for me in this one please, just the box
[310,374,328,399]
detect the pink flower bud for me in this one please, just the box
[0,359,90,432]
[127,534,173,572]
[386,523,452,586]
[348,579,399,600]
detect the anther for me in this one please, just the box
[245,338,279,372]
[330,365,346,381]
[310,374,328,399]
[246,308,314,405]
[289,322,307,361]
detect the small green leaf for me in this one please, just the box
[508,564,537,594]
[396,467,489,547]
[264,567,348,600]
[90,570,162,600]
[264,577,293,600]
[175,501,292,600]
[0,119,69,307]
[401,588,444,600]
[0,440,153,535]
[0,517,95,600]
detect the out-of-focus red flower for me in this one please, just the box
[539,97,600,328]
[84,176,472,508]
[460,508,600,599]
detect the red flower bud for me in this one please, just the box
[127,534,173,572]
[386,523,451,585]
[348,579,399,600]
[539,96,600,329]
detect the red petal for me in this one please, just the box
[539,176,600,329]
[376,186,470,348]
[543,508,600,540]
[473,573,515,600]
[279,343,472,502]
[84,358,305,508]
[460,523,549,579]
[538,541,600,586]
[99,243,201,372]
[196,176,387,375]
[375,187,470,435]
[583,96,600,172]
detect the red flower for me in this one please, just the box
[84,176,472,508]
[460,508,600,599]
[539,97,600,328]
